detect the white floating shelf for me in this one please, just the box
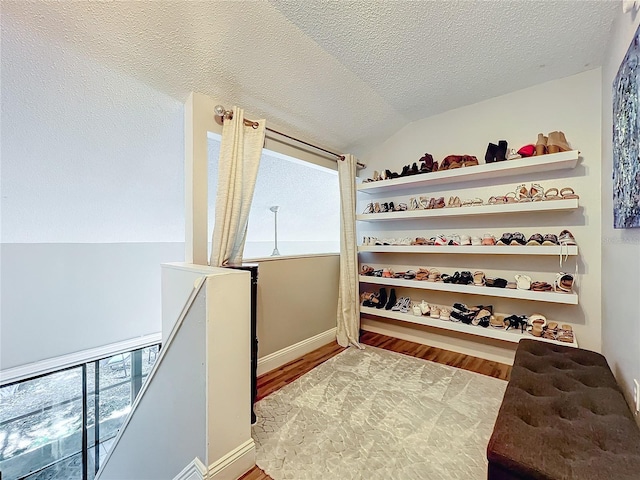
[358,245,578,256]
[357,150,580,194]
[358,275,578,305]
[356,198,579,222]
[360,306,578,347]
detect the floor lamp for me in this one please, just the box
[270,206,280,256]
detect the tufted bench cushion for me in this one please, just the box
[487,339,640,480]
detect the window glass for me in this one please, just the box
[208,133,340,258]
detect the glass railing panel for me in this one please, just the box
[0,343,160,480]
[0,367,83,479]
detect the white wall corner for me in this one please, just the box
[257,327,337,376]
[173,457,208,480]
[207,439,256,480]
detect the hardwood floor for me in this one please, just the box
[239,331,511,479]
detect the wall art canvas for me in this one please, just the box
[613,24,640,228]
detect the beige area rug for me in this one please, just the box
[253,346,507,480]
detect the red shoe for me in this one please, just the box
[517,144,535,157]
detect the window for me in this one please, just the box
[208,133,340,258]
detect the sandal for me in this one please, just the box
[490,316,506,328]
[409,197,420,210]
[516,184,531,202]
[544,187,561,201]
[412,303,422,316]
[360,265,374,275]
[434,197,446,208]
[472,198,484,206]
[419,300,430,315]
[391,296,407,312]
[531,281,553,292]
[427,269,441,282]
[515,274,532,290]
[472,308,492,327]
[482,233,496,246]
[486,277,508,288]
[439,308,451,321]
[473,271,486,286]
[488,195,507,205]
[555,272,574,292]
[430,306,441,318]
[505,192,519,203]
[504,314,527,332]
[363,203,374,214]
[560,187,580,200]
[403,270,417,280]
[529,183,545,201]
[558,324,574,343]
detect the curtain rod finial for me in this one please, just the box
[214,105,226,117]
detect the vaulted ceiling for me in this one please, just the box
[2,0,618,155]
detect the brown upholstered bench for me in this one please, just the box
[487,339,640,480]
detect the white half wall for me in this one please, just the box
[359,70,602,361]
[96,280,207,480]
[601,8,640,424]
[1,243,183,370]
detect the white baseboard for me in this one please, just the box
[208,439,256,480]
[174,457,208,480]
[1,332,162,386]
[257,327,337,376]
[361,319,516,365]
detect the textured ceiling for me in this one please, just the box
[1,0,618,154]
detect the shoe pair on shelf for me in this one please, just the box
[536,131,572,155]
[485,140,508,163]
[450,303,493,327]
[442,271,473,285]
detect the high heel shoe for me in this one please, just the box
[547,131,571,153]
[535,133,547,156]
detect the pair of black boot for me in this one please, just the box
[485,140,508,163]
[364,288,397,310]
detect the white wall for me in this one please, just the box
[0,14,185,368]
[1,243,183,370]
[601,8,640,423]
[97,279,207,480]
[359,70,602,363]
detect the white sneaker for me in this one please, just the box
[470,236,482,246]
[460,235,471,246]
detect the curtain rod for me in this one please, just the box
[213,105,366,169]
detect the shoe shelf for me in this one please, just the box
[360,306,578,347]
[358,245,578,256]
[358,275,578,305]
[357,150,580,194]
[356,198,578,222]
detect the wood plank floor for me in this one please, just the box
[239,331,511,479]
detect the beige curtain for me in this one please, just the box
[210,107,265,266]
[336,154,362,348]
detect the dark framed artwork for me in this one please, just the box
[613,23,640,228]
